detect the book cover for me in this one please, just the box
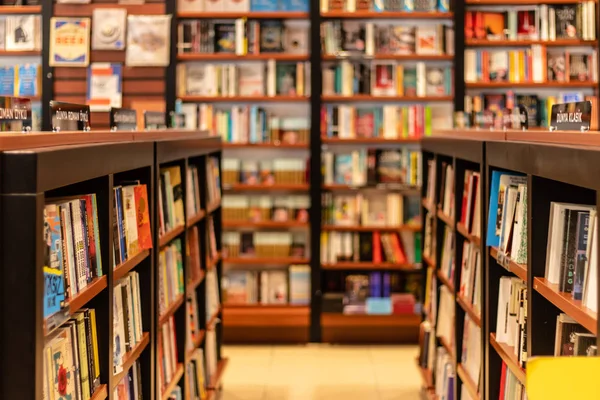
[92,8,126,50]
[403,67,417,96]
[238,64,265,96]
[280,0,309,11]
[214,23,236,53]
[5,15,37,51]
[356,109,375,138]
[250,0,278,11]
[276,63,297,95]
[126,15,171,67]
[489,51,508,81]
[49,17,90,67]
[371,62,396,96]
[516,94,540,127]
[134,184,152,251]
[16,63,40,97]
[389,26,415,55]
[413,0,435,12]
[425,67,446,96]
[334,154,353,184]
[554,5,578,38]
[483,12,505,40]
[0,66,15,96]
[259,20,284,53]
[377,150,404,183]
[547,51,567,82]
[43,205,66,320]
[284,26,308,54]
[177,0,204,12]
[87,63,122,112]
[0,19,5,50]
[341,21,366,53]
[225,0,250,11]
[345,274,369,304]
[569,54,590,82]
[415,26,438,55]
[517,10,537,39]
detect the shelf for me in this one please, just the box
[466,39,598,47]
[456,292,481,327]
[466,81,597,88]
[112,332,150,389]
[179,95,309,102]
[223,220,309,229]
[223,142,309,149]
[322,224,421,232]
[159,294,185,326]
[90,384,108,400]
[206,200,221,214]
[423,254,436,268]
[416,358,434,389]
[161,363,184,400]
[186,210,206,227]
[207,307,222,329]
[422,198,436,214]
[322,95,453,102]
[187,270,206,293]
[223,256,309,265]
[178,11,309,18]
[0,50,41,56]
[322,54,454,61]
[186,329,207,361]
[468,0,594,3]
[321,11,453,19]
[159,224,185,248]
[436,269,455,292]
[456,222,481,248]
[490,333,526,385]
[533,277,597,335]
[178,53,309,61]
[68,276,108,314]
[223,304,310,327]
[321,137,420,144]
[206,252,222,270]
[321,312,421,327]
[457,364,480,400]
[438,335,454,359]
[223,183,309,191]
[113,250,150,282]
[322,262,421,271]
[436,209,455,228]
[321,312,420,343]
[490,247,527,282]
[208,358,229,389]
[322,183,420,192]
[0,5,41,13]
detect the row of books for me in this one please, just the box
[496,277,527,367]
[438,161,454,218]
[323,62,453,97]
[555,313,597,356]
[499,361,525,400]
[177,62,310,97]
[459,169,482,236]
[321,192,420,227]
[206,156,222,206]
[222,194,310,223]
[222,231,307,258]
[322,149,422,186]
[158,239,185,317]
[222,157,308,186]
[206,268,221,322]
[320,0,450,12]
[188,222,219,284]
[178,0,308,12]
[113,183,153,266]
[321,104,433,139]
[465,4,597,42]
[458,242,482,317]
[158,317,180,395]
[178,20,308,55]
[0,15,42,51]
[462,316,482,396]
[159,166,186,236]
[43,309,101,400]
[464,48,598,84]
[114,271,145,373]
[321,21,453,56]
[186,349,208,400]
[223,265,311,304]
[0,64,40,97]
[113,361,143,400]
[210,106,309,144]
[320,230,421,265]
[438,226,455,284]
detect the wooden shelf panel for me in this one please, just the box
[186,210,206,228]
[322,183,420,192]
[90,384,108,400]
[112,332,150,389]
[178,11,309,18]
[466,81,597,88]
[159,224,185,248]
[416,358,434,389]
[490,247,527,282]
[422,198,436,214]
[206,200,221,214]
[0,50,40,56]
[187,271,206,293]
[322,262,420,271]
[321,312,421,327]
[223,183,309,191]
[322,95,453,102]
[466,39,598,46]
[436,209,455,228]
[322,54,453,61]
[113,250,150,282]
[456,293,482,327]
[161,363,184,400]
[321,137,420,144]
[436,268,455,293]
[223,256,310,265]
[533,277,597,335]
[456,222,481,248]
[223,142,309,149]
[208,358,229,389]
[179,95,309,102]
[490,333,526,385]
[223,304,310,327]
[0,5,41,13]
[438,335,455,359]
[159,294,185,326]
[207,307,222,329]
[321,11,453,18]
[457,364,480,400]
[322,224,421,232]
[69,276,107,314]
[423,254,436,268]
[179,53,309,61]
[206,252,222,270]
[223,220,309,229]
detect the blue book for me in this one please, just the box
[334,154,353,184]
[79,199,91,282]
[369,272,382,297]
[486,171,526,247]
[279,0,308,11]
[115,187,128,262]
[17,64,39,97]
[383,272,391,297]
[438,0,450,12]
[366,297,392,315]
[250,0,278,11]
[250,106,257,143]
[43,206,66,319]
[0,66,15,96]
[402,0,414,11]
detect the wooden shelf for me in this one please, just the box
[466,81,597,88]
[223,304,310,327]
[321,11,453,18]
[457,364,480,400]
[321,137,420,144]
[112,332,150,389]
[438,335,455,359]
[490,246,527,282]
[322,95,453,102]
[186,210,206,227]
[206,200,221,214]
[207,307,222,329]
[322,262,420,271]
[466,39,598,47]
[223,256,309,265]
[0,5,41,13]
[490,333,526,385]
[68,276,107,314]
[456,222,481,247]
[436,269,455,292]
[436,209,455,228]
[422,198,436,214]
[159,294,185,326]
[416,358,434,389]
[321,312,421,327]
[178,53,309,61]
[223,220,309,229]
[533,277,597,335]
[206,252,222,270]
[456,292,481,327]
[322,54,453,61]
[179,95,309,102]
[223,142,309,149]
[90,384,108,400]
[187,271,206,293]
[161,363,184,400]
[178,11,309,18]
[0,50,41,56]
[322,224,421,232]
[468,0,594,3]
[186,329,207,361]
[113,250,150,282]
[323,183,420,191]
[223,183,309,191]
[159,224,185,248]
[208,358,229,389]
[423,254,436,268]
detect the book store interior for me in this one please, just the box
[2,0,600,399]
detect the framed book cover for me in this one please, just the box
[92,8,127,50]
[49,17,91,67]
[87,63,122,112]
[126,15,171,67]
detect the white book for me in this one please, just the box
[113,283,126,372]
[161,322,173,379]
[92,8,126,50]
[498,186,518,254]
[495,277,512,343]
[238,64,265,96]
[225,0,249,12]
[583,212,598,312]
[121,186,140,257]
[177,0,205,12]
[6,15,37,51]
[204,0,225,11]
[267,59,276,97]
[416,62,426,97]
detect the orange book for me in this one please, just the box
[373,231,382,263]
[389,233,407,264]
[134,184,153,250]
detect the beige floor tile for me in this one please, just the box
[221,384,265,400]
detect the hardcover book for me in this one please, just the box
[259,21,284,53]
[126,15,171,67]
[92,8,126,50]
[214,23,236,53]
[49,17,91,67]
[554,5,578,38]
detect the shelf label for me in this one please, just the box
[110,107,137,131]
[550,101,592,131]
[0,96,32,132]
[50,101,90,132]
[144,111,166,130]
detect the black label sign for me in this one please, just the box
[0,96,32,132]
[144,111,166,130]
[50,101,90,132]
[110,108,137,131]
[551,101,592,131]
[170,112,186,129]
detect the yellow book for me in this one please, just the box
[547,96,556,126]
[161,250,170,308]
[519,51,525,82]
[296,62,304,96]
[508,52,514,82]
[90,309,101,386]
[396,65,404,96]
[527,357,600,400]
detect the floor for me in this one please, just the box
[219,345,422,400]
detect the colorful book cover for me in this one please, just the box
[44,205,66,319]
[250,0,278,11]
[87,63,122,112]
[334,154,353,184]
[516,94,540,127]
[413,0,436,11]
[49,17,91,67]
[425,67,446,96]
[276,63,297,95]
[16,64,40,97]
[517,10,537,39]
[547,51,566,82]
[214,23,236,53]
[389,26,415,54]
[280,0,309,11]
[569,54,590,82]
[0,66,16,96]
[403,67,417,96]
[259,20,284,53]
[483,12,505,40]
[377,150,404,183]
[134,184,153,251]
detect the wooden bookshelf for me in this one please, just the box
[322,54,454,61]
[112,332,150,389]
[438,335,455,359]
[206,200,221,214]
[490,246,527,282]
[223,183,309,191]
[322,95,454,102]
[223,304,310,327]
[223,256,310,265]
[490,333,526,384]
[422,198,436,214]
[456,222,481,248]
[187,271,206,293]
[207,358,229,390]
[159,224,185,247]
[90,385,108,400]
[466,81,597,88]
[456,293,481,327]
[206,252,222,270]
[68,276,108,314]
[186,210,206,228]
[178,95,309,102]
[207,307,222,329]
[0,50,41,56]
[322,262,421,271]
[323,183,420,192]
[0,5,41,13]
[436,209,455,228]
[423,255,436,268]
[161,363,184,400]
[222,142,309,149]
[178,53,309,61]
[223,220,309,229]
[185,329,207,362]
[113,250,150,282]
[159,294,185,326]
[321,137,420,144]
[178,11,309,18]
[457,364,480,400]
[436,269,455,292]
[320,11,454,18]
[466,39,598,46]
[321,224,422,232]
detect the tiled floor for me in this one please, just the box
[219,345,421,400]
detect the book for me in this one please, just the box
[92,8,127,50]
[5,15,39,51]
[126,15,171,67]
[87,63,122,112]
[49,17,91,67]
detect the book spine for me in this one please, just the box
[76,314,91,400]
[84,196,97,280]
[84,310,99,392]
[89,309,101,389]
[71,201,88,291]
[116,187,128,261]
[113,189,122,265]
[91,194,103,276]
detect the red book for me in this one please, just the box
[499,361,508,399]
[389,233,407,264]
[83,195,97,278]
[474,12,486,39]
[460,171,470,225]
[465,11,474,40]
[373,231,382,263]
[134,184,153,250]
